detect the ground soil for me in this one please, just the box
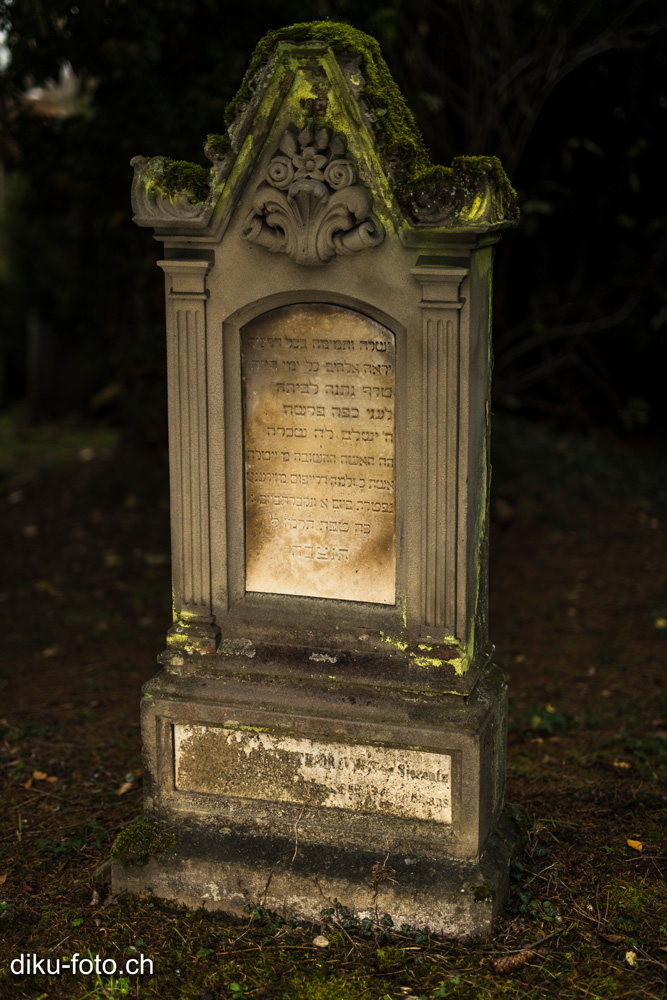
[0,414,665,999]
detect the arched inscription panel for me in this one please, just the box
[242,304,396,604]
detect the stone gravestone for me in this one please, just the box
[112,22,518,939]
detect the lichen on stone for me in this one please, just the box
[223,20,518,227]
[224,21,430,186]
[132,20,518,228]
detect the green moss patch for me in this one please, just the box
[223,20,518,220]
[473,881,495,902]
[205,132,232,162]
[225,21,429,178]
[111,817,178,867]
[133,22,517,223]
[159,158,210,204]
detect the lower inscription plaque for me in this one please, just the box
[242,303,396,603]
[174,724,452,824]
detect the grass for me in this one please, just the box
[0,405,119,488]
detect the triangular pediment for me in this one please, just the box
[131,24,518,243]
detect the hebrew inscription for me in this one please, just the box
[174,725,452,824]
[242,304,396,603]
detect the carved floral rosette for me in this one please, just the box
[243,127,384,266]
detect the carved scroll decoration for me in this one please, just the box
[243,127,384,266]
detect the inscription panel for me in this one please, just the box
[174,725,452,824]
[242,304,396,603]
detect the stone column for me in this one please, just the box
[410,265,471,642]
[157,259,219,654]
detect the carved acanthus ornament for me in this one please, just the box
[243,127,384,266]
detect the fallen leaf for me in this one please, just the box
[0,874,7,885]
[600,933,625,943]
[625,950,638,966]
[46,776,58,784]
[22,778,33,789]
[32,771,47,780]
[613,760,631,769]
[627,839,643,852]
[116,781,133,796]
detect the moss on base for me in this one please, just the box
[111,817,178,867]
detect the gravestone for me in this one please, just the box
[112,22,519,939]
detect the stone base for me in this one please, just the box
[115,652,511,938]
[111,811,515,940]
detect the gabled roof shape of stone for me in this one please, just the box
[130,21,519,237]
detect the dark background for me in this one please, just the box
[1,0,666,446]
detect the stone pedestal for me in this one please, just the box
[114,650,512,937]
[112,22,518,938]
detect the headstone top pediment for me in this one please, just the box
[130,22,519,238]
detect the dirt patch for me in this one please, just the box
[0,417,665,998]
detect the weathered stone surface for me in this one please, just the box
[138,659,506,859]
[243,304,395,603]
[174,725,451,823]
[111,812,516,940]
[130,25,519,234]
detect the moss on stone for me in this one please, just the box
[133,21,517,225]
[160,158,210,204]
[222,21,518,222]
[473,881,495,902]
[205,132,231,161]
[111,817,178,867]
[224,21,430,182]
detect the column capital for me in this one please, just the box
[410,265,469,306]
[157,259,211,296]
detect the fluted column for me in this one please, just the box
[157,259,218,654]
[411,266,469,640]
